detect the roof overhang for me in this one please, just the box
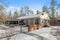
[17,13,50,20]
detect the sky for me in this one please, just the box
[4,0,51,10]
[0,0,60,14]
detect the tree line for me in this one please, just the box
[0,5,20,24]
[0,0,60,24]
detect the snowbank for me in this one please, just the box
[29,27,57,40]
[10,34,39,40]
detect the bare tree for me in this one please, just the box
[0,5,5,24]
[14,10,19,19]
[42,5,49,15]
[8,10,12,19]
[0,5,5,12]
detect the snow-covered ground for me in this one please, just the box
[10,34,40,40]
[0,25,21,40]
[0,33,40,40]
[0,25,60,40]
[29,27,57,40]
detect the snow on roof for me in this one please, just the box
[17,12,50,20]
[17,14,40,20]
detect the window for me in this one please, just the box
[35,19,40,24]
[10,21,18,24]
[19,20,25,25]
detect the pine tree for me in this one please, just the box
[57,4,60,13]
[51,0,56,18]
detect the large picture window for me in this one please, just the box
[10,21,18,24]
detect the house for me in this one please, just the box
[4,12,50,32]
